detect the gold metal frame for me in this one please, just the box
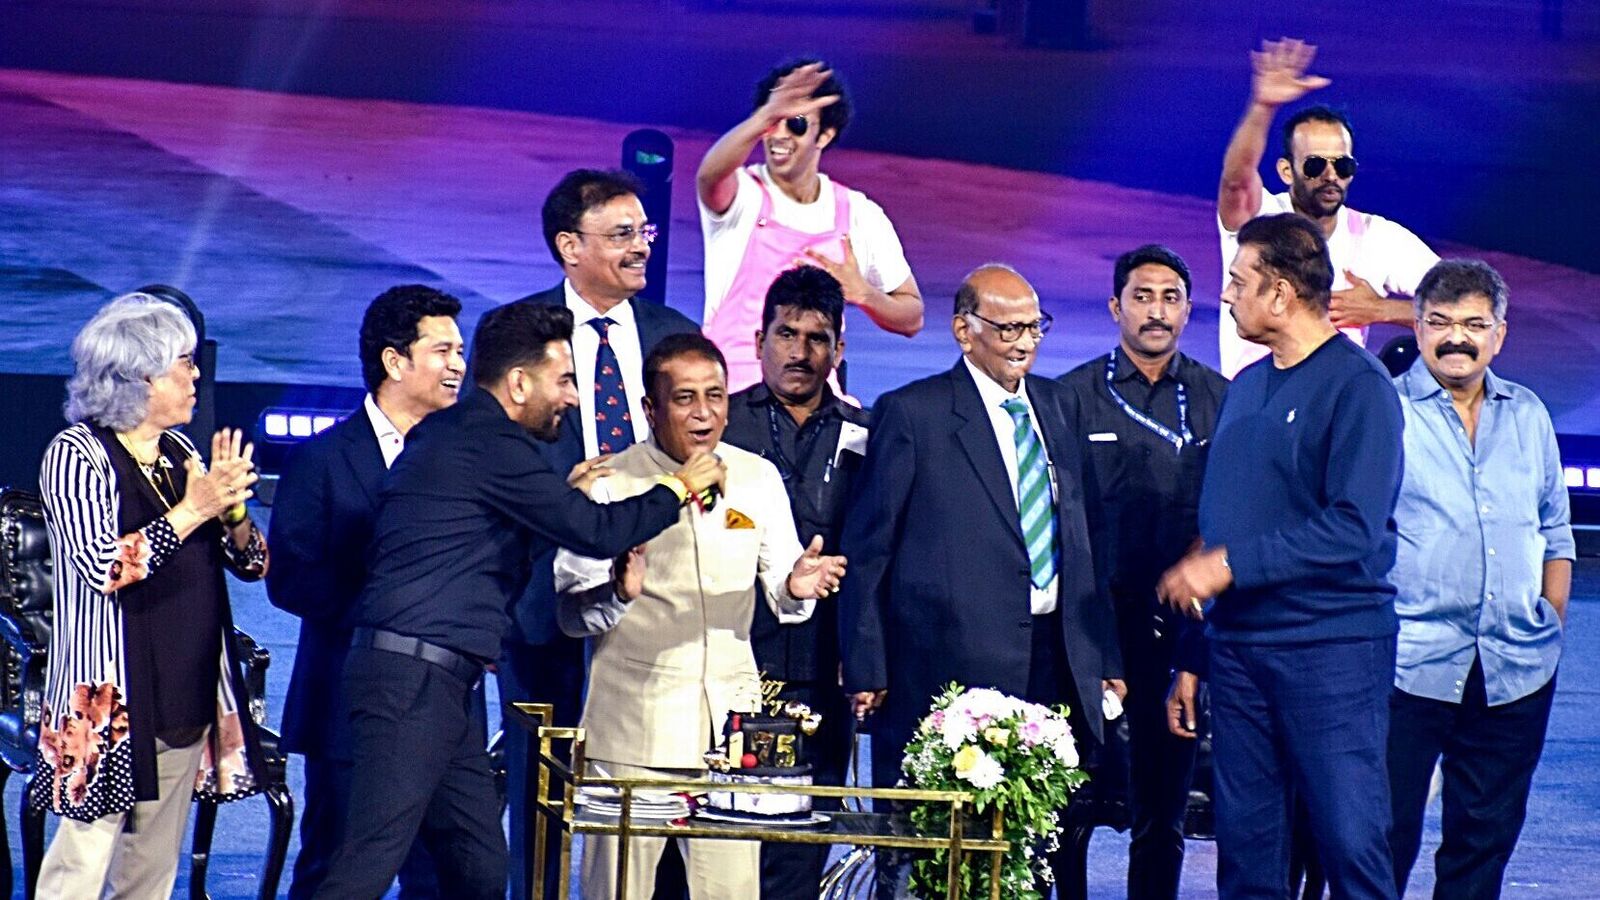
[507,702,1009,900]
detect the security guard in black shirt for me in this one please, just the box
[1056,245,1227,900]
[721,267,867,900]
[314,302,726,899]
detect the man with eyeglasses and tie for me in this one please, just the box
[839,264,1124,896]
[1385,260,1572,899]
[698,58,923,392]
[493,167,699,899]
[1216,38,1439,377]
[1056,245,1227,900]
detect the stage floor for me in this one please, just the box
[2,67,1599,897]
[3,67,1600,433]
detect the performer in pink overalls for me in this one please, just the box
[698,59,923,394]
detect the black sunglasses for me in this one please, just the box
[784,115,809,137]
[1301,155,1358,179]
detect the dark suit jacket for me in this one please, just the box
[504,285,700,645]
[838,361,1123,780]
[266,409,385,759]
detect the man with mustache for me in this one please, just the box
[491,167,700,900]
[721,266,868,899]
[269,285,465,898]
[555,333,846,900]
[698,58,923,392]
[1385,260,1573,898]
[1056,246,1226,899]
[1216,38,1439,377]
[313,303,725,898]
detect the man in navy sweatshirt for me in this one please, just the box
[1158,213,1404,899]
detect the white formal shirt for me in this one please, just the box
[961,358,1059,614]
[565,280,650,456]
[1217,189,1438,377]
[363,394,404,468]
[699,164,913,321]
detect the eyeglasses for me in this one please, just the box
[572,223,658,247]
[1420,314,1498,335]
[966,311,1053,343]
[784,115,810,137]
[1300,155,1358,179]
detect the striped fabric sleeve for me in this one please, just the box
[40,431,181,594]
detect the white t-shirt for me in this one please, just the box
[565,280,650,455]
[1218,188,1438,377]
[698,164,913,322]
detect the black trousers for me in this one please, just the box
[1025,610,1098,900]
[1114,605,1198,900]
[1388,658,1556,900]
[758,678,853,900]
[313,647,504,900]
[290,755,441,899]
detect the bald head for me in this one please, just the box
[953,263,1045,392]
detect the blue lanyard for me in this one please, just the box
[1104,352,1191,452]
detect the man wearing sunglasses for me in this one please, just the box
[1216,38,1438,377]
[492,167,699,899]
[698,59,923,392]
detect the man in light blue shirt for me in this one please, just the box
[1387,259,1574,899]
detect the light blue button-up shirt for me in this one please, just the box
[1391,361,1574,706]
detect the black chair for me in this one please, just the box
[0,486,293,899]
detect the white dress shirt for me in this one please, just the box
[565,280,650,456]
[962,357,1059,614]
[363,393,405,468]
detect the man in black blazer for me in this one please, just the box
[838,265,1124,886]
[267,285,466,899]
[494,169,699,898]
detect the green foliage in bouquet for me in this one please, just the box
[899,683,1090,898]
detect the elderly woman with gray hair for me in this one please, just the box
[32,293,270,897]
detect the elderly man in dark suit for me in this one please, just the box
[494,168,699,898]
[267,284,466,899]
[838,264,1124,892]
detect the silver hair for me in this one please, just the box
[64,293,198,431]
[1413,259,1509,322]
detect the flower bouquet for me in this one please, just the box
[899,683,1088,899]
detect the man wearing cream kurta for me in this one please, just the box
[556,333,847,900]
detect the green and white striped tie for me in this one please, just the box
[1002,398,1056,589]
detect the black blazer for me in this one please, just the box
[504,285,700,645]
[266,410,385,759]
[838,361,1123,778]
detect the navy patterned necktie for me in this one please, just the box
[590,318,634,454]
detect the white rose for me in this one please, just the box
[958,748,1005,790]
[1051,734,1079,768]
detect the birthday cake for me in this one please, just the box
[701,706,821,821]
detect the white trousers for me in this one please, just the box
[37,732,208,899]
[580,758,760,900]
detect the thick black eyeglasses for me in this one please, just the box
[1301,155,1358,179]
[572,223,658,247]
[784,115,809,137]
[966,311,1054,343]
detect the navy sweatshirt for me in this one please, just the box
[1199,334,1404,645]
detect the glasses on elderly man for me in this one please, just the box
[572,223,658,247]
[1420,314,1498,336]
[966,311,1054,343]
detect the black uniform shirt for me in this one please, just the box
[722,383,870,683]
[1057,347,1228,603]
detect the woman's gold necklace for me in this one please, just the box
[115,432,176,510]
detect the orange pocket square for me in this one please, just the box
[725,508,756,530]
